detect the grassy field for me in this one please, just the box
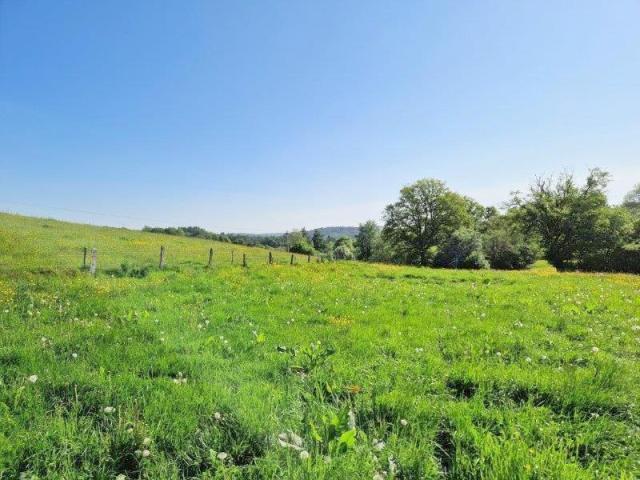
[1,212,639,479]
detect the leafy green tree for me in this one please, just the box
[288,230,314,255]
[355,221,380,261]
[382,179,473,266]
[512,169,613,270]
[311,229,327,251]
[623,183,640,215]
[433,228,489,269]
[623,184,640,240]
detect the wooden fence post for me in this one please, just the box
[268,251,273,264]
[242,253,247,268]
[290,254,294,265]
[90,248,97,276]
[307,255,311,263]
[159,246,165,269]
[83,247,87,269]
[231,250,234,264]
[208,248,214,268]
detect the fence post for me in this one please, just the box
[231,250,234,264]
[208,248,214,268]
[307,255,311,263]
[290,254,294,265]
[159,246,165,269]
[90,248,97,276]
[242,253,247,268]
[268,251,273,265]
[83,247,87,269]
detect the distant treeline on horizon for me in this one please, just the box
[145,169,640,274]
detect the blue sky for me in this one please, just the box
[1,1,639,232]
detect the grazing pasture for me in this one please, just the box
[0,212,639,479]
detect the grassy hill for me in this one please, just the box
[1,212,639,479]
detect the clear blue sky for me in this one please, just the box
[1,1,639,232]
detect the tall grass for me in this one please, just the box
[1,212,639,479]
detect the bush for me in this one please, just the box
[333,244,355,260]
[578,243,640,273]
[433,228,489,269]
[289,240,314,255]
[484,230,538,270]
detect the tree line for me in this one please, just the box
[144,169,640,273]
[350,169,639,273]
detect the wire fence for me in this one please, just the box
[0,241,319,276]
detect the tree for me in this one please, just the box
[433,228,489,269]
[623,183,640,215]
[512,169,631,270]
[311,229,326,251]
[288,230,314,255]
[382,179,473,266]
[355,221,380,261]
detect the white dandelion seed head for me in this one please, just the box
[372,439,385,451]
[104,406,115,414]
[28,375,38,384]
[278,431,304,450]
[143,437,151,446]
[299,450,310,460]
[142,449,151,458]
[400,419,408,426]
[217,451,228,461]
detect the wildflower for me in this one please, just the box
[591,346,600,353]
[72,353,78,359]
[525,357,532,363]
[217,451,228,461]
[104,406,115,414]
[400,419,408,427]
[388,456,397,474]
[143,437,152,446]
[496,352,502,357]
[173,372,187,384]
[142,449,151,458]
[28,375,38,384]
[372,439,385,451]
[278,431,304,451]
[348,409,356,430]
[116,475,126,480]
[214,412,222,421]
[299,450,310,460]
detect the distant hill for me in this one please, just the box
[236,226,360,239]
[311,226,359,239]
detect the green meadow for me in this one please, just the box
[0,212,639,479]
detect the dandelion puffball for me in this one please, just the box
[28,375,38,384]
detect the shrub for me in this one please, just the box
[433,228,489,269]
[333,244,355,260]
[578,243,640,273]
[484,230,538,270]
